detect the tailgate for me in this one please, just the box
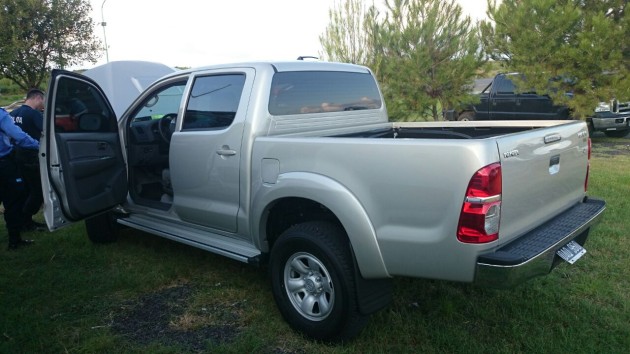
[496,121,590,246]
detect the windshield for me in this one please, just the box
[132,83,187,122]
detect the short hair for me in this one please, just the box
[26,88,45,100]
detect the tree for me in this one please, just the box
[0,0,101,90]
[320,0,486,121]
[319,0,378,66]
[376,0,485,121]
[482,0,629,118]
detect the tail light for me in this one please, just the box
[457,163,502,243]
[585,138,591,192]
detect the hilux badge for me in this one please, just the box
[503,150,520,158]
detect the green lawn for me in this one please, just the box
[0,135,628,353]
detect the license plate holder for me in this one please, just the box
[557,241,586,264]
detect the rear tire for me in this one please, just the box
[269,221,368,342]
[603,130,630,138]
[458,111,475,121]
[85,211,120,244]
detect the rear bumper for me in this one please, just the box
[474,198,606,288]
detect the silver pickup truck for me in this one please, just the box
[41,61,605,342]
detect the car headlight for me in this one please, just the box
[595,102,611,113]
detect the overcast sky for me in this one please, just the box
[85,0,491,69]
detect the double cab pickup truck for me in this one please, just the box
[445,73,630,138]
[41,61,605,342]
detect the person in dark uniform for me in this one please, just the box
[10,89,47,231]
[0,107,40,250]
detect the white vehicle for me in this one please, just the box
[41,61,605,342]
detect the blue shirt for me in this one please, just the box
[0,108,39,158]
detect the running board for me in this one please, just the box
[117,214,262,265]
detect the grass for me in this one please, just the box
[0,94,24,108]
[1,135,629,353]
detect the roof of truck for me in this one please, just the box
[81,60,372,118]
[173,60,372,76]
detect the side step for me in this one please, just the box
[117,214,262,265]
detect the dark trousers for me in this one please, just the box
[0,156,27,242]
[15,148,42,217]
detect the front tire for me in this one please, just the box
[269,221,367,342]
[85,211,120,244]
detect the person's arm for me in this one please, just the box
[34,111,43,134]
[0,110,39,150]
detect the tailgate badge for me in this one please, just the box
[503,150,519,159]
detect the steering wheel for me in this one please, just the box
[157,113,178,143]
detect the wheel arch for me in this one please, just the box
[251,172,390,279]
[458,110,476,121]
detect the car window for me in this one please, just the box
[495,77,515,95]
[131,82,187,122]
[52,76,116,133]
[182,74,246,130]
[268,71,382,116]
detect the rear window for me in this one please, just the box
[268,71,382,116]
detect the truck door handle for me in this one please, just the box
[544,133,562,144]
[217,146,236,157]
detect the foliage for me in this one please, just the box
[320,0,485,121]
[319,0,380,66]
[0,77,22,96]
[482,0,630,118]
[0,0,102,91]
[376,0,486,121]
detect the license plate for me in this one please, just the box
[557,241,586,264]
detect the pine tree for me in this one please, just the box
[320,0,485,121]
[482,0,629,118]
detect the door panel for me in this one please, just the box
[515,94,553,119]
[43,70,127,225]
[55,133,126,219]
[169,69,254,233]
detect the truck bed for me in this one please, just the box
[335,120,572,139]
[255,119,591,281]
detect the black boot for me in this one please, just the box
[22,219,47,232]
[7,230,34,250]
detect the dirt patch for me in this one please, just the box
[591,140,630,157]
[111,284,239,351]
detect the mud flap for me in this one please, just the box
[353,256,393,315]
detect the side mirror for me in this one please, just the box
[78,113,103,131]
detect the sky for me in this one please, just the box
[85,0,491,70]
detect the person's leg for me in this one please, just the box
[0,159,32,249]
[22,167,43,216]
[20,165,45,231]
